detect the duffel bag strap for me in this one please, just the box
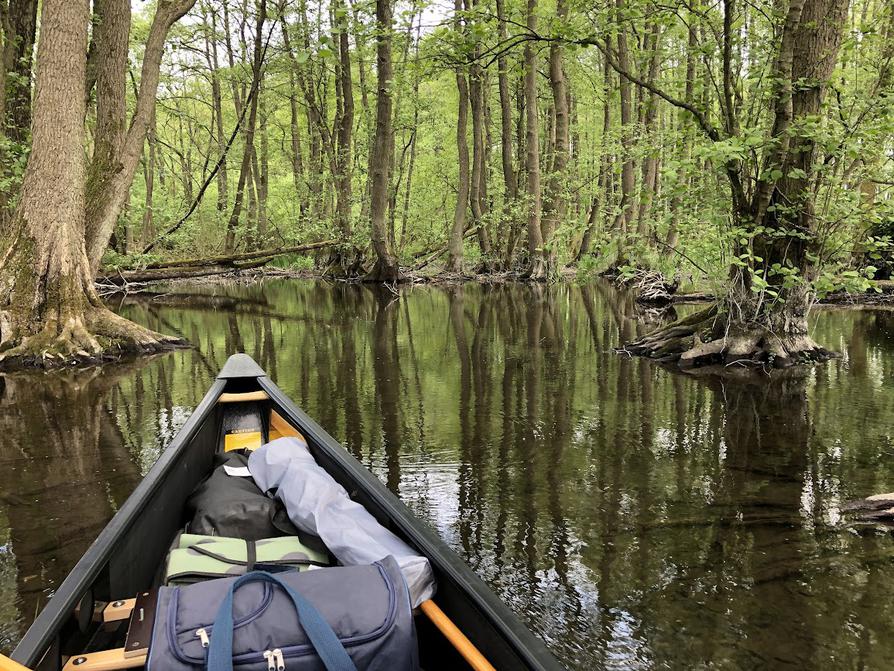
[188,540,258,571]
[207,571,357,671]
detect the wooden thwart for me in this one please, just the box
[218,390,270,404]
[61,649,144,671]
[123,592,156,659]
[102,599,136,624]
[60,592,155,671]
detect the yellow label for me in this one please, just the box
[224,431,263,452]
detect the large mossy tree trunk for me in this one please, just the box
[0,0,182,368]
[625,0,848,370]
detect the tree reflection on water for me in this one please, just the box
[2,280,894,668]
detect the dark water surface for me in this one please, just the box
[2,280,894,669]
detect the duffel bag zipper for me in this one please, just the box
[251,567,397,667]
[263,649,285,671]
[168,583,274,664]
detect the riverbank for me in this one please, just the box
[98,265,894,310]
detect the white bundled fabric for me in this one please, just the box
[248,437,436,607]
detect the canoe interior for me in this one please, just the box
[12,358,561,671]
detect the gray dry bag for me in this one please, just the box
[146,555,419,671]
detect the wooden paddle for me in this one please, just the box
[0,655,32,671]
[420,600,497,671]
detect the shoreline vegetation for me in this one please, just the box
[100,265,894,309]
[0,0,892,370]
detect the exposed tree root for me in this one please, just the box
[621,304,836,371]
[323,246,364,279]
[363,258,405,283]
[0,306,186,370]
[842,492,894,526]
[520,254,554,282]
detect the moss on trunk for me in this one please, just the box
[0,228,184,369]
[0,0,186,370]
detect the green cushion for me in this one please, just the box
[165,534,330,585]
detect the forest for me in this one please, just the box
[0,0,892,369]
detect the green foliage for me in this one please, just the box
[95,0,894,298]
[813,266,880,299]
[0,135,28,199]
[268,254,316,270]
[101,250,166,270]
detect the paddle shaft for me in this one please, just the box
[420,600,497,671]
[0,655,32,671]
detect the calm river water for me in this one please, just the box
[1,280,894,669]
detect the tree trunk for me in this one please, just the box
[366,0,401,281]
[522,0,544,279]
[0,0,36,141]
[384,6,418,252]
[398,14,422,254]
[256,85,269,242]
[469,68,492,270]
[0,0,181,368]
[279,15,305,212]
[176,108,195,205]
[206,4,229,218]
[615,0,636,237]
[83,0,198,274]
[540,0,570,276]
[142,108,157,244]
[293,0,325,222]
[663,20,698,255]
[576,197,600,262]
[635,22,662,237]
[446,0,470,274]
[225,0,266,253]
[503,74,526,267]
[329,0,359,275]
[576,54,613,262]
[466,0,492,270]
[350,0,374,227]
[627,0,849,370]
[495,0,516,267]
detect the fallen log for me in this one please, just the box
[139,240,337,270]
[412,227,482,271]
[670,292,715,303]
[842,492,894,525]
[97,260,268,285]
[96,240,338,285]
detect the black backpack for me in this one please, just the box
[184,451,298,540]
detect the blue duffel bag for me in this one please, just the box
[146,555,418,671]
